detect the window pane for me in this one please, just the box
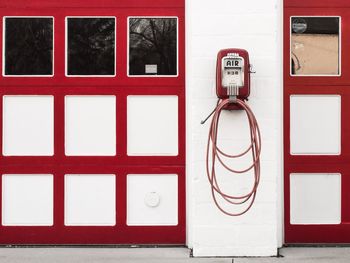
[67,18,115,76]
[291,17,340,76]
[4,17,53,76]
[129,18,177,76]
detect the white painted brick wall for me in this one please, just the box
[186,0,282,257]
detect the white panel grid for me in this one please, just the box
[2,95,54,156]
[127,174,178,226]
[127,95,178,156]
[65,174,116,226]
[2,174,54,226]
[290,173,341,225]
[65,95,116,156]
[290,95,341,155]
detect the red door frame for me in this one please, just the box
[284,0,350,243]
[0,0,185,244]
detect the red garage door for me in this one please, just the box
[0,0,185,244]
[284,0,350,243]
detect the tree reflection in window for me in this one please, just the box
[129,18,177,76]
[4,17,53,76]
[67,18,115,76]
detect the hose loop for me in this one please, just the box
[206,98,261,216]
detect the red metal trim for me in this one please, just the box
[284,3,350,243]
[0,166,185,244]
[284,0,350,8]
[0,0,184,8]
[0,0,185,244]
[0,9,185,88]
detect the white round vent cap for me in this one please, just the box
[144,192,160,207]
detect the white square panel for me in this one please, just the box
[290,95,341,155]
[65,96,116,156]
[127,95,178,156]
[290,173,341,225]
[127,174,178,226]
[3,96,54,156]
[2,174,53,226]
[65,174,116,226]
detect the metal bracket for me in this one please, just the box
[229,95,237,103]
[249,64,256,73]
[227,84,239,96]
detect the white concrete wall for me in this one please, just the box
[186,0,283,257]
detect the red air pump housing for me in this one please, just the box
[216,48,250,101]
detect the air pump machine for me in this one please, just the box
[202,49,261,216]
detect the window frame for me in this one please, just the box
[2,16,55,77]
[65,16,117,78]
[290,15,342,77]
[127,16,179,78]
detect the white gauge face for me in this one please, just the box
[222,69,243,87]
[221,56,244,88]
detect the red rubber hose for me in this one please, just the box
[206,98,261,216]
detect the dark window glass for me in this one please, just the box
[67,18,115,76]
[4,17,53,76]
[129,18,177,76]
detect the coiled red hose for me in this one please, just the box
[206,98,261,216]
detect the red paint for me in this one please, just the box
[285,0,350,8]
[284,1,350,243]
[0,0,185,244]
[216,48,250,101]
